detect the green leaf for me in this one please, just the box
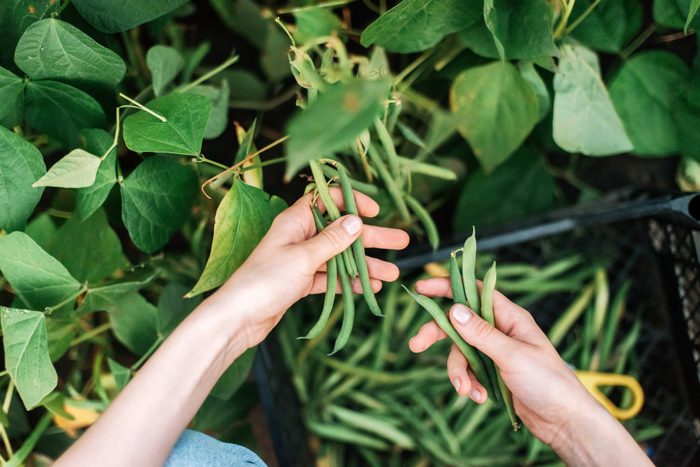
[0,232,81,310]
[75,129,118,221]
[123,93,211,156]
[46,318,78,362]
[294,8,343,44]
[25,80,107,148]
[187,178,286,297]
[106,293,158,356]
[286,79,390,179]
[80,272,155,314]
[14,19,125,87]
[519,61,551,121]
[0,66,25,126]
[208,0,269,49]
[146,45,184,97]
[482,0,556,60]
[653,0,700,30]
[211,347,256,400]
[191,81,230,140]
[455,148,557,230]
[0,0,60,68]
[107,358,131,391]
[260,23,292,83]
[450,61,539,172]
[1,307,57,409]
[71,0,188,33]
[570,0,642,53]
[0,126,45,232]
[609,51,689,156]
[361,0,480,53]
[48,209,126,284]
[686,0,700,32]
[673,95,700,162]
[24,213,57,251]
[223,69,267,102]
[552,43,632,156]
[32,149,101,188]
[157,283,201,336]
[120,156,198,253]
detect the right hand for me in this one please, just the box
[408,278,602,445]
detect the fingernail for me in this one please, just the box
[452,304,472,324]
[452,378,461,394]
[342,215,362,235]
[470,389,481,402]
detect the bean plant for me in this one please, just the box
[0,0,697,463]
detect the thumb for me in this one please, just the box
[449,304,517,367]
[300,215,363,268]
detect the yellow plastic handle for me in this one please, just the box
[575,371,644,420]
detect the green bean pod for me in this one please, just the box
[300,208,338,340]
[367,146,411,221]
[449,252,468,305]
[402,286,492,389]
[374,117,401,181]
[309,160,359,278]
[336,163,382,317]
[405,194,439,250]
[320,164,379,196]
[462,228,481,314]
[481,262,520,430]
[329,253,355,355]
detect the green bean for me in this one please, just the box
[456,400,493,442]
[322,356,445,384]
[449,252,468,305]
[356,447,384,467]
[548,284,594,347]
[481,262,520,430]
[462,228,481,314]
[374,117,401,180]
[580,305,595,369]
[397,156,457,181]
[413,392,460,455]
[320,164,379,196]
[336,162,382,317]
[301,208,338,340]
[596,281,630,369]
[329,253,355,355]
[367,145,410,220]
[309,160,358,278]
[307,420,390,451]
[402,286,492,389]
[592,268,609,336]
[405,194,439,250]
[347,391,387,412]
[330,405,415,449]
[374,281,399,370]
[323,332,377,391]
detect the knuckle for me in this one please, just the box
[471,319,493,342]
[320,228,345,250]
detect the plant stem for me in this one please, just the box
[621,24,657,59]
[175,55,240,93]
[118,94,167,122]
[45,283,88,315]
[130,337,164,371]
[393,49,435,85]
[70,322,112,347]
[1,381,15,458]
[277,0,353,14]
[565,0,600,35]
[196,155,229,171]
[239,156,287,172]
[554,0,576,39]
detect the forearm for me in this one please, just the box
[550,402,653,467]
[56,298,248,467]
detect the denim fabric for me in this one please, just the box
[165,430,266,466]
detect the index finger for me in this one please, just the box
[316,187,380,218]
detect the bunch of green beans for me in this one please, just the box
[406,229,520,430]
[278,254,659,466]
[302,159,382,354]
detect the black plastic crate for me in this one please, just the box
[254,192,700,466]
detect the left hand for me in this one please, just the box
[205,189,409,349]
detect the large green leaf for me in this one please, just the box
[25,80,106,148]
[120,156,198,253]
[1,307,57,409]
[0,66,25,126]
[80,272,155,314]
[14,19,125,87]
[450,61,539,172]
[187,178,286,297]
[674,95,700,162]
[146,45,184,97]
[157,283,201,336]
[106,293,158,356]
[46,317,78,362]
[519,61,550,121]
[286,79,390,179]
[211,347,256,400]
[570,0,642,53]
[72,0,188,33]
[687,0,700,31]
[482,0,556,60]
[75,129,118,221]
[191,81,230,140]
[653,0,700,30]
[361,0,480,53]
[123,93,211,156]
[24,213,57,251]
[0,232,81,310]
[48,209,126,284]
[294,8,343,44]
[552,43,632,156]
[0,0,59,68]
[32,149,102,188]
[0,126,45,232]
[454,148,557,231]
[609,51,689,156]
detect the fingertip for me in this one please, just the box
[450,303,474,325]
[370,279,382,293]
[453,376,471,396]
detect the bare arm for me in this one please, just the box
[56,191,408,467]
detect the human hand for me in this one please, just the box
[205,189,409,350]
[408,278,603,445]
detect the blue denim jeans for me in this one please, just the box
[165,430,266,466]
